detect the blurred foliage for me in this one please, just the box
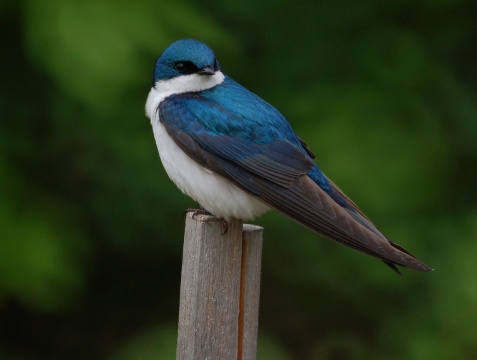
[1,0,476,359]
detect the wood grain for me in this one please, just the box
[238,224,263,360]
[177,213,263,360]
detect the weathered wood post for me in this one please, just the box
[177,212,263,360]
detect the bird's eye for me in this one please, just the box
[174,61,199,75]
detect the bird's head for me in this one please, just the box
[152,39,221,87]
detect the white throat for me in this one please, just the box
[145,71,225,121]
[144,70,270,221]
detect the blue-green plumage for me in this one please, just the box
[160,76,340,196]
[146,39,432,274]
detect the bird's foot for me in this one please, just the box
[221,219,229,235]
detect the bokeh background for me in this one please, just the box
[1,0,477,359]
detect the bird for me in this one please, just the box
[145,39,432,275]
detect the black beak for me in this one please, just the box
[197,66,215,75]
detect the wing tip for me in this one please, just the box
[383,261,404,276]
[387,240,434,274]
[383,258,434,275]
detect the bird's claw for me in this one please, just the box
[221,220,229,235]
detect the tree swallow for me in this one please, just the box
[145,39,432,275]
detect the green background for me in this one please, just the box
[1,0,476,359]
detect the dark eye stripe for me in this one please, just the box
[174,61,199,75]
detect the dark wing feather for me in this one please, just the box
[159,94,432,273]
[160,95,315,189]
[325,176,428,273]
[298,136,316,159]
[213,153,431,272]
[251,174,432,272]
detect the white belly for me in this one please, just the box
[145,72,270,221]
[152,123,269,220]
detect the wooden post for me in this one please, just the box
[177,213,263,360]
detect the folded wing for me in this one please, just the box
[159,94,432,273]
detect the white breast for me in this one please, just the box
[145,72,270,221]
